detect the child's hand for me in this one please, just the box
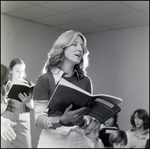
[18,92,32,103]
[80,115,93,129]
[1,116,17,141]
[2,94,10,104]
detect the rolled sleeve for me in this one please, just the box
[34,100,49,129]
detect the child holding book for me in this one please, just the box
[99,114,119,147]
[33,30,100,148]
[126,109,149,148]
[1,58,34,148]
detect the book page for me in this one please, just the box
[94,94,123,105]
[95,98,114,108]
[59,78,92,96]
[59,78,123,105]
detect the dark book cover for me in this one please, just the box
[47,78,123,123]
[7,84,34,102]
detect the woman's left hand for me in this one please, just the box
[60,104,90,126]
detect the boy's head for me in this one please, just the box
[108,130,127,148]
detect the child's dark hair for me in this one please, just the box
[130,109,149,129]
[105,114,119,128]
[9,58,26,70]
[113,114,119,128]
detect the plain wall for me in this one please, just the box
[85,26,149,131]
[1,14,149,147]
[1,14,63,83]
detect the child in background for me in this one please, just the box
[1,58,34,148]
[100,114,119,129]
[83,115,104,148]
[109,130,128,148]
[99,114,119,147]
[126,109,149,148]
[1,64,9,114]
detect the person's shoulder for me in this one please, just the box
[36,72,54,84]
[100,124,106,130]
[38,71,53,79]
[96,138,105,148]
[144,129,149,136]
[21,78,34,86]
[80,74,92,82]
[126,129,134,135]
[79,75,92,87]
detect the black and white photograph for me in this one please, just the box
[1,1,149,148]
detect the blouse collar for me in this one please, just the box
[131,127,149,135]
[51,67,80,85]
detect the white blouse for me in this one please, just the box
[126,129,149,148]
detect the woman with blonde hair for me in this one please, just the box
[33,30,99,148]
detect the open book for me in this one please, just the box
[47,78,123,123]
[7,82,34,102]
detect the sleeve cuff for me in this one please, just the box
[46,117,62,129]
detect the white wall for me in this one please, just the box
[1,14,62,83]
[1,14,149,147]
[85,26,149,131]
[1,14,62,148]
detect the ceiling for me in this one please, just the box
[1,1,149,34]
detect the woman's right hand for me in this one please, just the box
[60,104,90,126]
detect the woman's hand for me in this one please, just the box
[60,104,90,126]
[1,116,17,141]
